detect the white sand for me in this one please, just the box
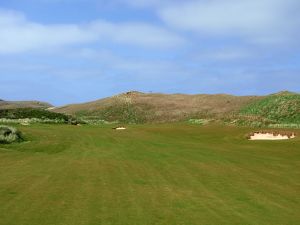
[115,127,126,130]
[249,133,296,140]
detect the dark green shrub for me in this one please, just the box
[0,108,87,125]
[0,108,70,123]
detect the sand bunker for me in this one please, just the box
[248,131,296,140]
[113,127,126,130]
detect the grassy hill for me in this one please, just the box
[3,91,298,125]
[53,91,262,123]
[240,92,300,124]
[0,100,52,110]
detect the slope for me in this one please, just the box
[240,92,300,124]
[53,91,262,123]
[0,100,52,110]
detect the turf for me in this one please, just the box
[0,124,299,225]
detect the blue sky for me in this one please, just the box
[0,0,299,105]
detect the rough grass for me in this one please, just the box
[240,93,300,124]
[0,124,299,225]
[0,125,23,144]
[95,103,149,124]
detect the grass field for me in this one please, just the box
[0,124,299,225]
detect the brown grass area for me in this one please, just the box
[53,91,263,122]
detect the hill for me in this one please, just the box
[0,100,52,110]
[53,91,262,123]
[3,91,296,125]
[240,92,300,124]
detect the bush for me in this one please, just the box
[0,108,69,121]
[0,126,23,144]
[0,118,67,124]
[0,108,85,125]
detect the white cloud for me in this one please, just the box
[192,48,253,61]
[61,47,184,78]
[0,9,97,53]
[0,8,184,54]
[88,21,185,48]
[159,0,300,44]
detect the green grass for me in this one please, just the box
[240,93,300,124]
[0,124,299,225]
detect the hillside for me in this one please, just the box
[240,92,300,124]
[1,91,299,125]
[0,100,52,110]
[53,91,262,123]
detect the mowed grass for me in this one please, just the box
[0,124,299,225]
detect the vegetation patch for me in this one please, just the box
[78,116,116,125]
[188,118,210,125]
[0,108,82,125]
[224,114,275,127]
[0,125,23,144]
[268,123,300,129]
[94,103,148,124]
[240,92,300,124]
[0,108,69,120]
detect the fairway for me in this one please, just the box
[0,124,299,225]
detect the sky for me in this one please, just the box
[0,0,299,106]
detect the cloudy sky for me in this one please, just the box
[0,0,299,105]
